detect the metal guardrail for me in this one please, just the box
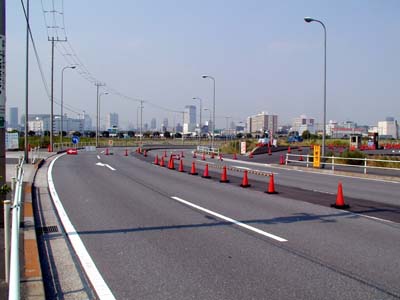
[196,145,220,155]
[285,153,400,174]
[3,157,24,300]
[30,146,41,164]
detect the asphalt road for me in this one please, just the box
[50,148,400,300]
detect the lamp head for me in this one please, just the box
[304,17,314,23]
[202,75,208,79]
[71,66,76,69]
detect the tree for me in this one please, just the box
[72,131,81,137]
[152,131,160,137]
[43,130,50,136]
[163,131,171,138]
[28,130,36,137]
[245,133,252,139]
[101,131,110,138]
[174,132,182,138]
[127,131,135,138]
[143,131,151,138]
[302,130,311,140]
[236,133,243,139]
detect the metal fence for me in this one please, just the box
[285,153,400,174]
[3,157,25,299]
[196,145,220,155]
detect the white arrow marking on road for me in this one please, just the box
[97,155,101,160]
[96,162,116,171]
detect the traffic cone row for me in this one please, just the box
[202,164,211,179]
[178,159,185,172]
[154,154,159,165]
[189,162,198,175]
[279,155,285,165]
[168,157,175,170]
[159,156,165,167]
[220,166,229,183]
[240,170,251,188]
[265,173,277,194]
[202,153,206,161]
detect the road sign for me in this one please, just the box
[108,140,113,146]
[313,145,321,168]
[71,136,80,144]
[240,141,246,154]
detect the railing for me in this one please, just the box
[5,157,24,300]
[285,153,400,174]
[197,145,220,155]
[30,146,41,164]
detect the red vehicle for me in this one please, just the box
[66,148,78,155]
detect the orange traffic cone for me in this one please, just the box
[138,147,142,154]
[220,166,229,183]
[287,146,291,154]
[219,154,223,161]
[168,157,175,170]
[178,159,185,172]
[202,153,206,161]
[48,144,52,152]
[265,173,278,194]
[125,149,128,156]
[28,144,31,151]
[181,151,185,158]
[189,162,198,175]
[298,146,302,152]
[144,150,147,157]
[331,182,349,209]
[299,155,303,161]
[154,154,159,165]
[240,170,251,188]
[268,147,272,156]
[211,152,215,159]
[106,148,109,155]
[193,152,197,158]
[202,164,211,179]
[233,153,237,160]
[249,152,253,159]
[163,150,167,157]
[159,156,165,167]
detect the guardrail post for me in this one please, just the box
[364,158,367,174]
[332,155,335,171]
[306,154,309,168]
[3,200,11,282]
[285,153,288,165]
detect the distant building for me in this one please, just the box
[150,118,157,130]
[183,105,196,133]
[378,118,398,139]
[8,107,18,129]
[292,115,315,135]
[27,114,84,134]
[106,113,119,129]
[246,112,278,135]
[82,112,92,131]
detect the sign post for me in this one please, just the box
[240,141,246,155]
[71,136,80,148]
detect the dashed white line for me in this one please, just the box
[171,196,287,242]
[48,155,116,300]
[97,155,101,160]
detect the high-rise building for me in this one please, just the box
[151,118,157,130]
[8,107,18,129]
[292,115,315,135]
[183,105,196,133]
[246,112,278,135]
[106,113,119,129]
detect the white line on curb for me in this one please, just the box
[48,155,116,300]
[171,196,287,242]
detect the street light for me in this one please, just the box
[304,16,327,160]
[192,97,202,138]
[202,75,215,149]
[96,91,108,146]
[60,65,76,145]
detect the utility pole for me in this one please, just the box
[140,100,144,144]
[0,0,6,199]
[24,0,29,162]
[95,82,105,147]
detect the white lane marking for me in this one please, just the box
[358,214,395,224]
[312,189,335,195]
[171,196,287,242]
[48,155,116,300]
[105,164,116,171]
[233,166,251,170]
[95,162,116,171]
[100,150,105,154]
[97,155,101,160]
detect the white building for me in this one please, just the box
[246,112,278,135]
[292,115,315,135]
[8,107,19,129]
[378,118,398,138]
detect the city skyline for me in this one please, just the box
[6,1,400,129]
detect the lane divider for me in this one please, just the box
[171,196,287,242]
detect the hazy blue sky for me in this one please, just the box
[6,0,400,128]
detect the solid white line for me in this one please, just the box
[48,154,116,300]
[233,166,251,170]
[171,196,287,242]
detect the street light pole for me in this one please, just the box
[304,17,327,159]
[202,75,215,149]
[95,82,105,147]
[60,65,75,145]
[204,108,212,140]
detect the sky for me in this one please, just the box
[6,0,400,129]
